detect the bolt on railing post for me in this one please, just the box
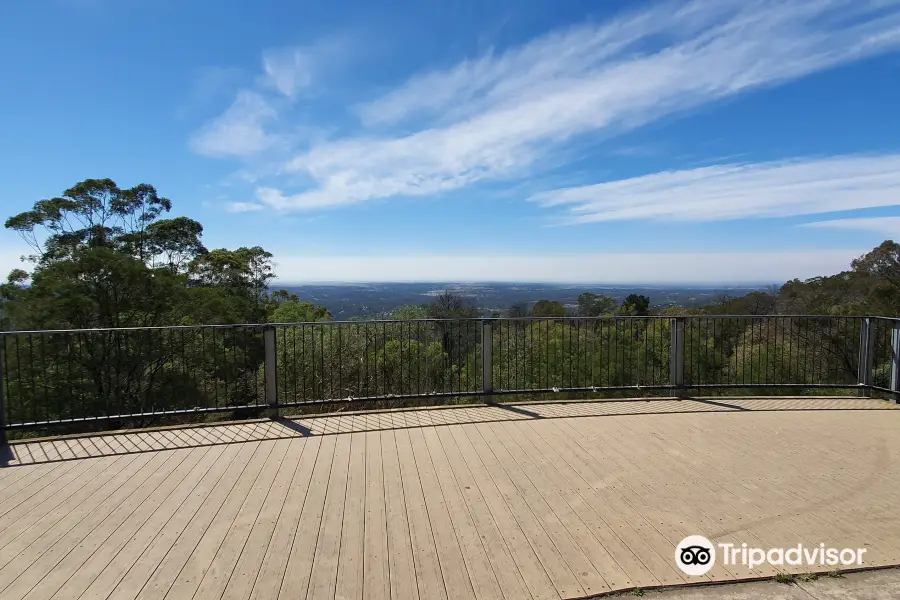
[858,318,875,398]
[264,326,278,416]
[482,320,493,403]
[890,321,900,404]
[670,317,685,397]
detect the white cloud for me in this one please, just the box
[178,66,245,119]
[802,216,900,236]
[189,91,278,157]
[531,154,900,223]
[225,201,265,213]
[272,250,862,283]
[258,0,900,212]
[261,47,312,98]
[190,38,350,159]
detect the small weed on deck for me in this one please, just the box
[774,572,795,584]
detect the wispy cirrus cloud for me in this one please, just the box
[802,216,900,236]
[261,47,313,98]
[192,0,900,214]
[225,201,265,213]
[188,37,349,159]
[531,154,900,223]
[189,91,280,157]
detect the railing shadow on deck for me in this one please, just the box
[2,396,897,467]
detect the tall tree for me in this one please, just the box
[620,294,651,316]
[187,246,276,323]
[576,292,617,317]
[530,300,568,318]
[507,302,529,318]
[2,179,204,329]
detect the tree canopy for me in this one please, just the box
[577,292,617,317]
[530,300,568,318]
[1,179,325,330]
[620,294,651,316]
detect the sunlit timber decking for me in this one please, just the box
[2,397,900,600]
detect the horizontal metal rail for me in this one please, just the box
[4,314,900,335]
[0,315,898,437]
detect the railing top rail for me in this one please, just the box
[0,323,269,335]
[0,314,894,335]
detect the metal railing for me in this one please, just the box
[1,315,899,438]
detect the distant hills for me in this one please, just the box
[279,282,768,319]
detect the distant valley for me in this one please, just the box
[278,282,771,319]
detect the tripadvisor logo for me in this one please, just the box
[675,535,715,576]
[675,535,869,576]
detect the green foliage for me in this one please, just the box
[390,305,429,320]
[530,300,568,317]
[774,572,795,584]
[507,302,529,318]
[620,294,651,316]
[489,319,670,390]
[0,179,331,434]
[577,292,617,317]
[425,291,480,319]
[704,291,776,315]
[270,301,333,323]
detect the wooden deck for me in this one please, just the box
[2,397,900,600]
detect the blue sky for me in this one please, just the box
[2,0,900,283]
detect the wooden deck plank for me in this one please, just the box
[434,426,541,600]
[560,416,804,577]
[681,413,900,520]
[192,439,293,600]
[533,417,741,583]
[277,434,338,600]
[220,438,305,600]
[361,431,390,600]
[306,432,352,600]
[72,442,245,600]
[0,451,180,600]
[7,449,196,600]
[0,453,150,592]
[598,416,838,552]
[0,456,134,555]
[496,420,652,590]
[248,437,321,600]
[0,461,67,505]
[335,432,367,600]
[379,428,420,600]
[406,426,477,600]
[445,424,559,600]
[471,421,611,597]
[23,445,225,600]
[460,423,584,599]
[420,426,505,600]
[393,426,449,600]
[530,418,697,585]
[120,443,263,600]
[612,414,900,564]
[0,456,110,537]
[159,441,277,600]
[0,461,78,520]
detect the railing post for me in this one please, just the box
[482,320,493,402]
[858,318,875,398]
[891,321,900,404]
[264,326,278,415]
[0,338,6,446]
[670,317,685,397]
